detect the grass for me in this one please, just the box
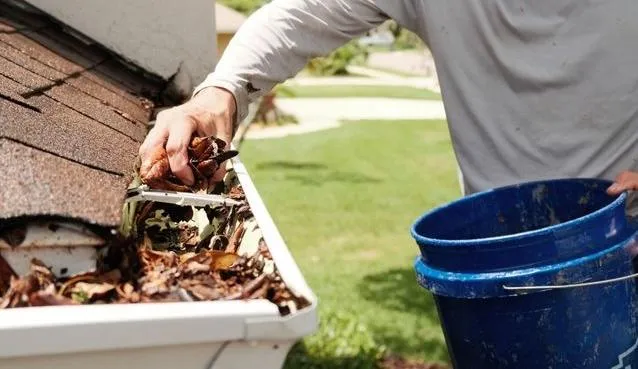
[240,119,461,368]
[276,84,441,100]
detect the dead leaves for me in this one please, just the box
[179,250,239,272]
[0,156,310,316]
[0,259,77,308]
[140,135,238,193]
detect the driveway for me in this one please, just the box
[244,97,446,140]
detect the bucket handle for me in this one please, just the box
[503,271,638,292]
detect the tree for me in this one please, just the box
[219,0,268,15]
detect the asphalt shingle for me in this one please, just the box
[0,4,161,228]
[0,139,127,226]
[0,74,139,175]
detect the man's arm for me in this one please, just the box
[139,0,388,185]
[195,0,389,125]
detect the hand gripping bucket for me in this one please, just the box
[410,178,638,369]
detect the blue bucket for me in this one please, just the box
[410,178,638,369]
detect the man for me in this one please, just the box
[139,0,638,198]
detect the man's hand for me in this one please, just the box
[138,87,236,186]
[607,171,638,195]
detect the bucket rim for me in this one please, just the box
[410,177,627,247]
[413,229,637,298]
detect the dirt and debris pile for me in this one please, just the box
[0,136,309,315]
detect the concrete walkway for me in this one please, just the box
[286,70,440,93]
[244,97,446,140]
[244,61,445,141]
[277,97,445,121]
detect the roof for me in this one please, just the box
[0,1,163,227]
[215,3,247,34]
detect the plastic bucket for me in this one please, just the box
[410,178,638,369]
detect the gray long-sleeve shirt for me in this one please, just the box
[194,0,638,195]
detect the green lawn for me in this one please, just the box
[276,84,441,100]
[240,119,460,368]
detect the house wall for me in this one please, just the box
[24,0,219,97]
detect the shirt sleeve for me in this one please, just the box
[192,0,389,126]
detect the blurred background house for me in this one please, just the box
[215,3,247,58]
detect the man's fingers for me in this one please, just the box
[139,125,167,156]
[607,171,638,195]
[165,119,196,186]
[138,87,237,188]
[607,183,628,195]
[139,125,168,168]
[211,115,234,182]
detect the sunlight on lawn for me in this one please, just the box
[241,120,460,368]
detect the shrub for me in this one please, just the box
[284,308,386,369]
[219,0,268,15]
[306,41,369,76]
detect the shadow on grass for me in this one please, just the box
[358,268,450,363]
[256,160,382,185]
[358,268,439,318]
[256,161,327,170]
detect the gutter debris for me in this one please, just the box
[0,135,310,315]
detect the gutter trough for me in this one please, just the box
[0,154,318,369]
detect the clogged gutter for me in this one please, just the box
[0,136,310,315]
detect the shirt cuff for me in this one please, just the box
[192,76,249,129]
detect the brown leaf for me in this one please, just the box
[177,223,199,247]
[238,273,269,299]
[116,283,141,303]
[140,147,170,184]
[99,269,122,284]
[226,221,245,254]
[228,185,245,201]
[189,136,213,160]
[206,250,239,270]
[139,266,175,296]
[29,285,78,306]
[71,282,115,300]
[30,258,53,277]
[1,274,40,308]
[247,278,270,299]
[141,232,153,250]
[196,159,220,177]
[139,246,178,270]
[0,254,16,293]
[183,261,210,274]
[135,202,156,227]
[178,252,197,263]
[181,250,239,271]
[180,282,222,301]
[193,136,226,161]
[59,272,99,296]
[212,251,240,270]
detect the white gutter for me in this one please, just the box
[0,154,318,369]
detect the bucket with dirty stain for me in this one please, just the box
[410,178,638,369]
